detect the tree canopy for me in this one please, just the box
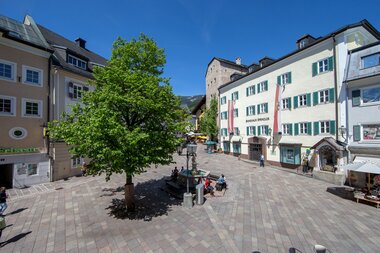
[200,96,218,140]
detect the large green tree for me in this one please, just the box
[49,34,187,211]
[200,96,218,140]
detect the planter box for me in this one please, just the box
[313,170,346,186]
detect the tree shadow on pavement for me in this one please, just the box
[106,177,182,220]
[0,231,32,247]
[99,186,125,197]
[7,208,28,216]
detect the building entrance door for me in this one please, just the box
[0,164,13,188]
[249,144,262,161]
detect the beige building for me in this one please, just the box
[38,25,107,181]
[0,15,53,188]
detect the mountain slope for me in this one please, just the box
[179,95,204,112]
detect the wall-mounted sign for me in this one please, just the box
[0,148,39,154]
[246,117,270,123]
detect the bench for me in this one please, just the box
[355,195,380,208]
[166,181,181,190]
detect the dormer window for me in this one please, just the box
[68,54,87,70]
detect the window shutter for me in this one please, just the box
[294,123,299,135]
[313,92,319,106]
[236,92,239,100]
[258,126,261,136]
[293,96,298,109]
[236,109,238,117]
[314,122,319,135]
[353,125,361,141]
[257,104,261,114]
[253,105,256,115]
[294,147,301,165]
[231,93,233,101]
[246,87,249,96]
[265,126,269,136]
[312,62,318,76]
[329,120,336,135]
[306,93,311,107]
[257,83,261,93]
[265,103,268,113]
[83,86,89,92]
[288,72,292,83]
[253,85,256,94]
[352,90,361,106]
[246,107,249,116]
[68,82,74,98]
[246,127,249,136]
[289,124,293,135]
[288,97,292,110]
[328,56,334,71]
[253,126,256,136]
[277,75,281,85]
[307,122,312,135]
[264,81,268,91]
[329,88,335,103]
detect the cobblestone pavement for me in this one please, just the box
[1,146,380,253]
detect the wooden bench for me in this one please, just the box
[355,195,380,208]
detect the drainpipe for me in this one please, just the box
[332,34,339,141]
[344,50,352,164]
[47,56,53,182]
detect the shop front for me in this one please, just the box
[248,137,266,161]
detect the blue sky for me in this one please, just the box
[2,0,380,96]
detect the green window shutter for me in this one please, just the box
[257,83,261,93]
[231,94,233,100]
[306,93,311,107]
[236,92,239,100]
[265,103,268,113]
[253,126,256,136]
[294,123,299,135]
[353,125,361,141]
[288,97,292,109]
[246,127,249,135]
[246,87,249,96]
[288,72,292,83]
[277,75,281,85]
[312,62,318,77]
[253,85,256,94]
[289,124,293,135]
[258,126,261,136]
[264,81,268,91]
[293,96,298,109]
[257,104,261,114]
[329,88,335,103]
[294,147,301,165]
[236,109,238,117]
[328,56,334,71]
[314,122,319,135]
[330,120,336,135]
[313,92,319,106]
[265,126,269,135]
[253,105,256,115]
[246,107,249,116]
[352,90,361,106]
[307,122,312,135]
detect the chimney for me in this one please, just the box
[75,38,86,49]
[235,57,241,65]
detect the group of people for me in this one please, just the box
[204,174,227,196]
[171,166,185,181]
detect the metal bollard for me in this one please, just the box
[196,184,204,205]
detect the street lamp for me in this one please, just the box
[177,143,197,208]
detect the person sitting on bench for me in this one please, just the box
[171,167,179,181]
[204,177,214,196]
[216,174,227,190]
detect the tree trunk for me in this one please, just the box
[125,174,135,212]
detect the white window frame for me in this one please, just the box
[281,98,290,110]
[247,86,255,96]
[220,96,226,105]
[258,103,267,114]
[0,59,16,82]
[259,125,268,136]
[22,98,43,118]
[282,124,290,135]
[233,108,238,118]
[361,53,380,69]
[280,72,290,85]
[221,111,227,120]
[362,124,380,142]
[258,81,267,92]
[233,127,239,135]
[319,89,329,104]
[247,126,255,136]
[299,94,307,107]
[73,83,83,100]
[320,121,330,134]
[300,122,308,134]
[68,54,87,70]
[247,106,255,116]
[22,65,43,87]
[318,58,329,74]
[0,95,16,116]
[71,156,82,169]
[232,91,239,101]
[361,85,380,105]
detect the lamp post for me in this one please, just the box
[177,143,197,208]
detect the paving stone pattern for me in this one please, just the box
[1,147,380,252]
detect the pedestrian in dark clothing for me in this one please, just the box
[259,154,265,167]
[0,187,8,216]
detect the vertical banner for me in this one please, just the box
[231,100,234,132]
[227,100,231,134]
[273,84,280,134]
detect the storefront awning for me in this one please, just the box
[353,156,380,165]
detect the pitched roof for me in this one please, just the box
[0,15,51,51]
[218,19,380,91]
[191,95,206,115]
[38,24,107,78]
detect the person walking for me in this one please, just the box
[0,187,8,216]
[259,154,265,167]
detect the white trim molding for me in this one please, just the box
[22,65,43,87]
[0,58,17,82]
[0,95,16,116]
[21,98,43,118]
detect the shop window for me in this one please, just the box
[280,146,301,165]
[27,164,38,176]
[232,142,241,155]
[362,124,380,141]
[223,141,230,153]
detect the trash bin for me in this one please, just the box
[196,183,204,205]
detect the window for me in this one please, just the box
[231,91,239,101]
[258,125,269,136]
[27,164,38,176]
[362,86,380,104]
[247,126,256,136]
[0,95,15,116]
[246,85,255,96]
[223,141,230,153]
[22,66,43,86]
[73,84,83,99]
[71,156,82,168]
[362,53,380,69]
[281,98,291,110]
[299,94,307,107]
[246,105,255,116]
[299,123,308,134]
[258,103,268,114]
[22,98,42,118]
[320,121,330,134]
[233,108,238,118]
[220,111,228,120]
[313,89,334,105]
[312,57,334,76]
[278,72,291,85]
[233,127,240,135]
[220,128,228,136]
[282,124,292,135]
[68,82,88,100]
[257,81,268,93]
[319,90,329,103]
[9,127,27,140]
[280,146,301,164]
[362,124,380,141]
[220,96,227,105]
[232,142,241,154]
[68,55,87,69]
[0,59,16,81]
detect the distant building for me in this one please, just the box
[191,95,206,132]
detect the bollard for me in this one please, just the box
[313,245,327,253]
[196,184,204,205]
